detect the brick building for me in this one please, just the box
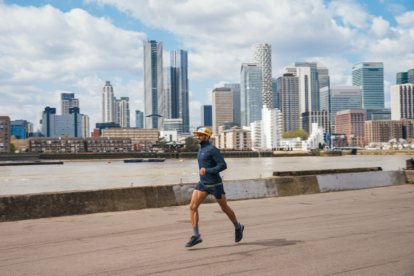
[101,128,159,146]
[0,116,11,153]
[335,109,365,147]
[28,137,131,153]
[365,120,404,144]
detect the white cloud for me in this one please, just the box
[189,100,202,127]
[387,3,406,15]
[371,16,391,38]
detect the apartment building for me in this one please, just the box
[335,109,365,147]
[215,126,251,150]
[101,128,159,146]
[365,120,404,144]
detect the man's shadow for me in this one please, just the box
[188,239,301,250]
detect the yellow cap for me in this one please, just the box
[193,127,211,137]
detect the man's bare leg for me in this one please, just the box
[217,194,244,242]
[216,194,237,223]
[189,190,209,227]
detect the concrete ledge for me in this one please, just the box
[317,171,406,192]
[0,170,406,222]
[404,170,414,183]
[274,167,382,176]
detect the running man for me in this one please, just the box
[185,127,244,247]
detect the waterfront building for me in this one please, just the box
[301,111,330,134]
[135,110,144,128]
[352,62,384,109]
[160,130,178,142]
[200,105,212,127]
[302,123,325,151]
[320,86,362,128]
[143,40,164,130]
[102,81,115,123]
[335,109,365,147]
[365,109,391,121]
[164,118,183,134]
[215,126,251,150]
[252,43,272,108]
[261,106,283,150]
[91,128,100,137]
[223,83,241,126]
[240,63,262,127]
[61,93,79,115]
[96,122,120,134]
[272,78,278,109]
[0,116,10,153]
[218,122,240,134]
[391,84,414,120]
[28,137,132,153]
[10,120,31,139]
[277,73,300,132]
[396,69,414,84]
[212,87,233,135]
[42,107,83,138]
[365,120,404,144]
[101,127,159,146]
[249,121,262,151]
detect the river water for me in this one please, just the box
[0,155,410,196]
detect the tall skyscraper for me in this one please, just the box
[277,74,300,132]
[352,62,384,109]
[391,84,414,120]
[252,43,272,108]
[223,83,241,126]
[396,69,414,84]
[163,50,189,132]
[320,86,362,128]
[240,63,262,127]
[61,93,80,115]
[81,115,90,137]
[200,105,212,126]
[42,107,83,137]
[285,60,328,112]
[102,81,115,123]
[212,87,233,135]
[135,110,144,128]
[143,40,164,130]
[272,78,278,109]
[117,97,130,128]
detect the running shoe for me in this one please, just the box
[185,235,202,247]
[235,224,244,242]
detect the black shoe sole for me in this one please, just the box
[185,239,202,248]
[235,225,244,243]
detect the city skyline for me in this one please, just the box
[0,0,413,131]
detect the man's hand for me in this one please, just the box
[200,168,206,175]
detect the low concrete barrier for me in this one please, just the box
[0,170,409,222]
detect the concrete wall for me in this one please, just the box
[0,170,408,222]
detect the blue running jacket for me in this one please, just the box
[197,140,227,184]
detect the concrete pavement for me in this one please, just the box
[1,185,414,276]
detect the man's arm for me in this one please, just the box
[205,147,227,175]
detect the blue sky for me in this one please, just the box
[0,0,413,130]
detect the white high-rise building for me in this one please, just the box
[252,43,272,108]
[81,115,90,137]
[37,111,43,133]
[249,121,262,151]
[117,97,130,128]
[391,84,414,120]
[261,106,283,150]
[285,65,312,113]
[302,123,324,151]
[102,81,115,123]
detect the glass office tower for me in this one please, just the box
[352,62,384,109]
[240,63,263,127]
[200,105,212,126]
[272,78,278,109]
[223,83,241,126]
[135,110,144,128]
[397,69,414,84]
[143,40,163,130]
[61,93,79,115]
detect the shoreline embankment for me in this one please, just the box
[1,168,412,223]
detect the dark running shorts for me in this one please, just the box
[194,182,226,200]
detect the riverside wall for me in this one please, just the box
[0,150,342,161]
[0,170,409,223]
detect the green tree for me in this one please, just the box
[10,141,16,153]
[24,146,29,153]
[185,137,199,152]
[282,129,309,140]
[155,137,167,149]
